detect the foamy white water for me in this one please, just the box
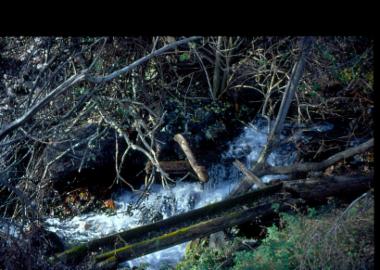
[45,117,333,269]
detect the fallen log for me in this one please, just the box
[51,174,372,269]
[283,174,373,202]
[174,133,208,182]
[232,138,374,196]
[51,183,282,264]
[94,173,373,269]
[256,138,374,177]
[232,160,264,195]
[145,160,191,175]
[94,199,292,269]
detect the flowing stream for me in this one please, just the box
[45,117,333,269]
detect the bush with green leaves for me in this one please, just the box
[176,193,374,270]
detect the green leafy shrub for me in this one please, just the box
[232,213,300,270]
[232,196,374,270]
[176,193,374,270]
[176,246,225,270]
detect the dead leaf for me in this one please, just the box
[104,199,116,209]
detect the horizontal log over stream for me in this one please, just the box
[51,174,372,269]
[94,199,293,269]
[52,183,283,264]
[283,174,373,201]
[145,160,191,175]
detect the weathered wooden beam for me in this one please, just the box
[174,133,208,182]
[283,174,373,201]
[233,160,264,193]
[94,173,373,269]
[256,138,374,177]
[94,200,291,269]
[51,173,372,268]
[51,183,283,264]
[145,160,191,175]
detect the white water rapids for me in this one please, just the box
[45,117,333,269]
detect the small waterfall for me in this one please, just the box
[45,117,333,269]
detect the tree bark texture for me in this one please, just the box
[52,183,282,264]
[94,200,292,269]
[174,133,209,182]
[51,173,372,268]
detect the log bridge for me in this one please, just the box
[50,174,372,269]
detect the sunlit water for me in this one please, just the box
[45,117,333,269]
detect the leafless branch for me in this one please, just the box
[256,138,374,176]
[87,36,201,84]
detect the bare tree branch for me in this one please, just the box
[232,160,264,196]
[0,72,87,141]
[256,138,374,176]
[0,37,201,142]
[86,36,201,84]
[253,37,313,172]
[229,37,314,196]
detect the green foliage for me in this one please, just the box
[116,107,129,118]
[179,52,191,62]
[307,207,317,218]
[338,67,360,85]
[93,58,104,72]
[311,82,321,92]
[74,87,87,97]
[365,71,373,88]
[298,81,308,92]
[321,48,336,64]
[271,202,280,212]
[176,198,374,270]
[256,57,269,67]
[176,246,224,270]
[145,61,158,80]
[205,121,226,140]
[232,213,300,270]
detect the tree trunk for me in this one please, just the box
[231,37,314,197]
[232,160,265,191]
[283,174,373,201]
[252,37,313,173]
[51,173,373,268]
[255,138,374,177]
[94,200,292,269]
[93,173,373,269]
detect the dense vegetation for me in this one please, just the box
[176,192,374,270]
[0,36,374,269]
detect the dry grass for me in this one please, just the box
[294,192,374,270]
